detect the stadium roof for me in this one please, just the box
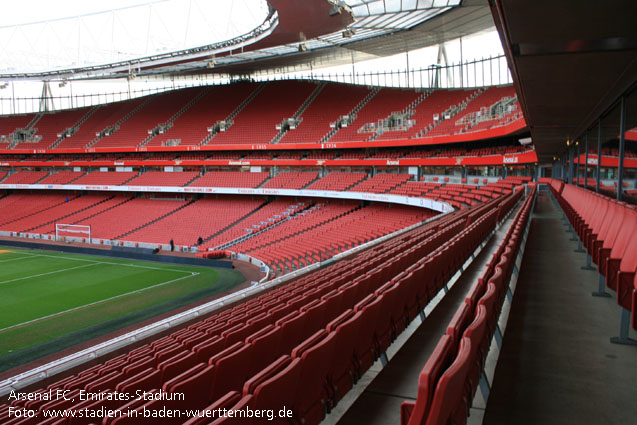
[0,0,495,81]
[492,0,637,162]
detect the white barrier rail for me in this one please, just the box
[0,184,454,214]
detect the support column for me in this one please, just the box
[562,155,567,181]
[568,144,574,184]
[575,141,580,185]
[584,133,589,189]
[616,97,626,202]
[596,121,602,193]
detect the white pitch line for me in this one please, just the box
[0,255,43,263]
[0,263,100,286]
[0,273,201,333]
[17,251,195,274]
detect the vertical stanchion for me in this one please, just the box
[616,97,626,202]
[610,308,637,345]
[592,274,611,298]
[596,121,602,193]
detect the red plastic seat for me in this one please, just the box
[246,324,284,374]
[207,342,254,402]
[352,294,385,373]
[276,310,308,354]
[461,306,489,403]
[291,330,338,425]
[326,310,364,402]
[445,301,473,351]
[243,355,302,425]
[115,367,161,393]
[163,364,214,413]
[424,338,473,425]
[158,350,202,384]
[400,335,455,425]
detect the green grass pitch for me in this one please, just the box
[0,247,244,371]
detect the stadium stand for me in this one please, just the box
[189,171,270,188]
[337,151,369,160]
[74,197,189,240]
[211,81,318,145]
[149,83,260,147]
[126,171,201,187]
[375,89,478,140]
[92,88,201,148]
[305,151,340,160]
[37,171,85,184]
[228,201,362,254]
[0,85,528,151]
[72,171,139,186]
[329,88,423,143]
[272,152,303,160]
[124,197,265,247]
[55,98,148,149]
[202,199,302,250]
[0,194,110,232]
[0,193,80,227]
[30,195,133,236]
[262,171,318,189]
[278,84,372,144]
[305,172,368,191]
[0,141,535,165]
[0,190,520,425]
[240,152,274,160]
[0,114,37,139]
[351,173,412,193]
[2,170,49,184]
[12,109,89,149]
[451,85,518,133]
[420,90,485,137]
[245,204,437,274]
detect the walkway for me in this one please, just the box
[483,190,637,425]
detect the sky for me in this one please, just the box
[0,0,269,73]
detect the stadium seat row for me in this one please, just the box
[548,180,637,332]
[400,186,534,425]
[193,197,509,425]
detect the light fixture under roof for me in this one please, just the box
[342,28,356,38]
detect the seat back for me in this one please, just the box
[608,210,637,259]
[247,324,284,375]
[276,310,308,354]
[424,338,472,425]
[291,329,338,424]
[210,342,254,401]
[403,335,455,425]
[446,301,473,351]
